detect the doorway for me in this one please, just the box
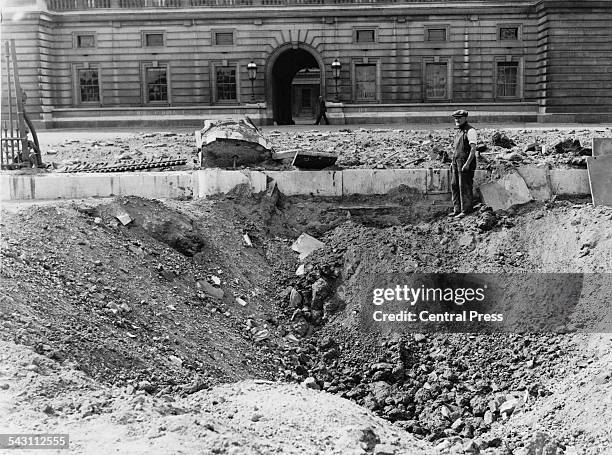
[269,46,323,125]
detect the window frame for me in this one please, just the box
[141,61,171,105]
[141,30,166,48]
[210,61,241,105]
[213,30,235,46]
[73,32,96,49]
[493,57,523,100]
[353,27,377,44]
[424,24,450,42]
[497,24,522,42]
[73,63,102,106]
[422,57,453,102]
[351,58,381,103]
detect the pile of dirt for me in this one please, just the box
[279,199,612,453]
[0,340,429,454]
[1,193,611,454]
[0,197,300,395]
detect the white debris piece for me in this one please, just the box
[291,233,325,260]
[116,213,132,225]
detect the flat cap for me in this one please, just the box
[452,109,469,118]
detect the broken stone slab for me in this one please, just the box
[291,233,325,260]
[195,118,272,167]
[587,154,612,207]
[116,212,132,225]
[292,150,338,169]
[271,149,299,161]
[517,166,553,201]
[196,280,224,299]
[478,171,533,211]
[592,138,612,157]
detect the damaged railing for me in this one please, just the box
[1,40,42,170]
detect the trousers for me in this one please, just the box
[450,155,475,213]
[315,113,329,125]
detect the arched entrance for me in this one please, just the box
[267,44,325,125]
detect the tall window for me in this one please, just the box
[215,66,237,102]
[78,68,100,103]
[355,64,377,101]
[496,62,519,98]
[146,67,168,102]
[425,62,448,99]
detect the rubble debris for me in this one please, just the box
[517,166,553,201]
[292,150,338,169]
[197,280,224,299]
[554,138,583,155]
[116,212,132,226]
[479,171,533,210]
[302,377,320,390]
[271,149,298,161]
[291,233,325,260]
[59,157,187,173]
[492,132,516,149]
[195,118,273,168]
[252,328,270,342]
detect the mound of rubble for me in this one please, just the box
[39,126,612,173]
[1,192,611,454]
[276,200,612,453]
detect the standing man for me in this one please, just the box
[449,110,478,219]
[315,95,329,125]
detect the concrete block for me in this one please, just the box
[587,155,612,206]
[33,174,113,199]
[592,138,612,157]
[474,170,492,188]
[549,170,590,196]
[342,169,427,195]
[0,174,12,200]
[426,168,449,193]
[0,174,33,200]
[265,171,342,196]
[479,171,533,210]
[517,166,553,201]
[112,172,192,199]
[194,169,267,198]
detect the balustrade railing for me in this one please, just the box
[47,0,493,9]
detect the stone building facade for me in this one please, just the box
[1,0,611,127]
